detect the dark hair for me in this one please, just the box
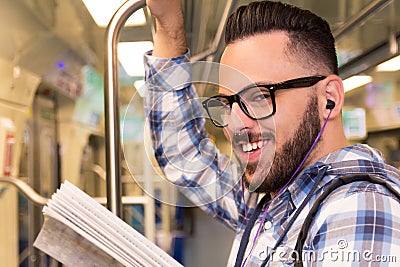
[225,1,338,75]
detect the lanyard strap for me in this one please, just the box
[234,194,270,267]
[261,167,327,266]
[235,166,328,267]
[294,173,400,267]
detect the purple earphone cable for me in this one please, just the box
[241,108,333,266]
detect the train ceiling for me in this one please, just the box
[0,0,398,85]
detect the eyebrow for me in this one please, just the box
[216,85,235,95]
[254,79,275,85]
[240,81,276,91]
[217,81,274,95]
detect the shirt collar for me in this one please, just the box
[285,144,386,208]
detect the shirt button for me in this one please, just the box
[264,221,272,230]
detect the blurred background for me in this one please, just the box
[0,0,399,266]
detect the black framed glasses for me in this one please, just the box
[202,75,326,127]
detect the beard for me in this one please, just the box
[243,94,321,194]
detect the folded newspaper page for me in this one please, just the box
[34,181,183,267]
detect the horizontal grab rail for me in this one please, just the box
[0,177,148,206]
[0,177,48,206]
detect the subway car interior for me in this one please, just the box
[0,0,399,266]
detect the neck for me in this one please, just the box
[305,120,349,169]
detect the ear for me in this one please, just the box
[321,75,344,120]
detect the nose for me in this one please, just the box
[226,102,254,133]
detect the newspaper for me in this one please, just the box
[34,181,183,267]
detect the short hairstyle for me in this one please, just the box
[225,1,338,75]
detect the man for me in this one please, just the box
[143,0,400,266]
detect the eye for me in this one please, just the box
[246,87,271,102]
[205,97,227,107]
[214,97,230,107]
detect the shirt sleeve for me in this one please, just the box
[143,50,245,230]
[304,182,400,266]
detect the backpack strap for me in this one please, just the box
[294,174,400,267]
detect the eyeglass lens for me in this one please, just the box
[205,86,273,127]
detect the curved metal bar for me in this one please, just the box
[191,0,238,62]
[333,0,391,40]
[0,177,48,206]
[104,0,146,217]
[0,177,149,208]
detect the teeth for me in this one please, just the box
[258,141,263,148]
[247,143,252,152]
[242,144,247,152]
[241,141,266,152]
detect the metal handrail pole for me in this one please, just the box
[0,177,48,206]
[0,177,149,206]
[104,0,146,217]
[333,0,391,40]
[191,0,238,62]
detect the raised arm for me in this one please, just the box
[143,0,250,230]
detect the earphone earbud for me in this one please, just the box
[326,99,335,110]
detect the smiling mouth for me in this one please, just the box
[241,140,268,152]
[233,131,274,153]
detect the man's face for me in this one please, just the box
[219,31,321,194]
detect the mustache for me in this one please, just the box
[232,131,275,144]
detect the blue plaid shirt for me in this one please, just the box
[143,51,400,266]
